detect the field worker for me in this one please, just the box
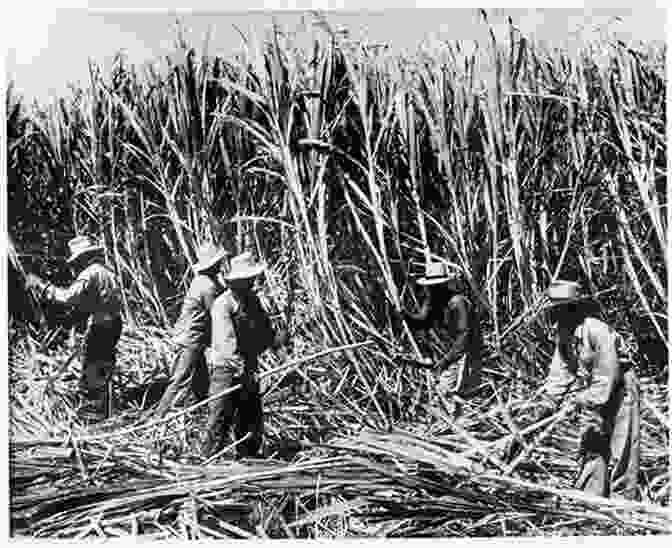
[401,261,482,420]
[153,242,230,419]
[26,235,122,420]
[203,252,288,460]
[543,280,640,500]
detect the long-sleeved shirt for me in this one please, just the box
[210,289,276,369]
[574,317,622,409]
[544,317,622,410]
[172,274,223,348]
[404,293,481,368]
[41,262,122,324]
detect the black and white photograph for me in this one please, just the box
[4,5,670,540]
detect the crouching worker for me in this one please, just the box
[26,236,122,420]
[203,252,288,460]
[544,280,640,500]
[400,261,482,420]
[153,243,230,419]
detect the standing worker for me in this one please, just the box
[543,280,640,500]
[152,242,230,419]
[203,252,288,460]
[400,261,482,420]
[26,235,122,420]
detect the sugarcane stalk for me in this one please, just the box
[202,432,253,465]
[403,91,425,361]
[503,405,571,475]
[462,405,573,462]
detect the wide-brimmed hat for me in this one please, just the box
[416,261,461,286]
[193,242,230,273]
[67,235,104,264]
[225,252,266,281]
[544,280,586,307]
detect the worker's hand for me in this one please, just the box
[25,273,46,295]
[25,273,39,289]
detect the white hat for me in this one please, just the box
[67,235,104,264]
[193,242,230,273]
[416,261,460,286]
[544,280,590,308]
[225,252,266,281]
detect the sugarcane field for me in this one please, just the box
[5,8,670,540]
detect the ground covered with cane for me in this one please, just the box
[6,12,669,538]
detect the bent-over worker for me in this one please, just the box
[401,261,482,420]
[543,280,640,500]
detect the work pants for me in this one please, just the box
[154,345,210,418]
[79,316,123,418]
[203,359,263,459]
[575,369,640,500]
[434,353,482,419]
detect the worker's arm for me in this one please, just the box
[434,296,469,368]
[27,271,91,308]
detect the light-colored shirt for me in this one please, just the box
[543,317,622,409]
[574,317,622,408]
[210,289,275,368]
[44,262,121,324]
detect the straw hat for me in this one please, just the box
[225,252,266,281]
[416,261,460,286]
[545,280,585,307]
[193,242,230,273]
[67,235,104,264]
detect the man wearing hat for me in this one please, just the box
[541,280,640,500]
[400,260,482,420]
[153,242,230,419]
[26,235,123,419]
[203,252,289,459]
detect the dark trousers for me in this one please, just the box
[203,363,263,459]
[80,317,122,416]
[154,345,210,418]
[575,369,640,500]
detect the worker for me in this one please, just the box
[26,235,122,420]
[543,280,640,500]
[203,252,288,460]
[153,242,230,419]
[400,260,482,420]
